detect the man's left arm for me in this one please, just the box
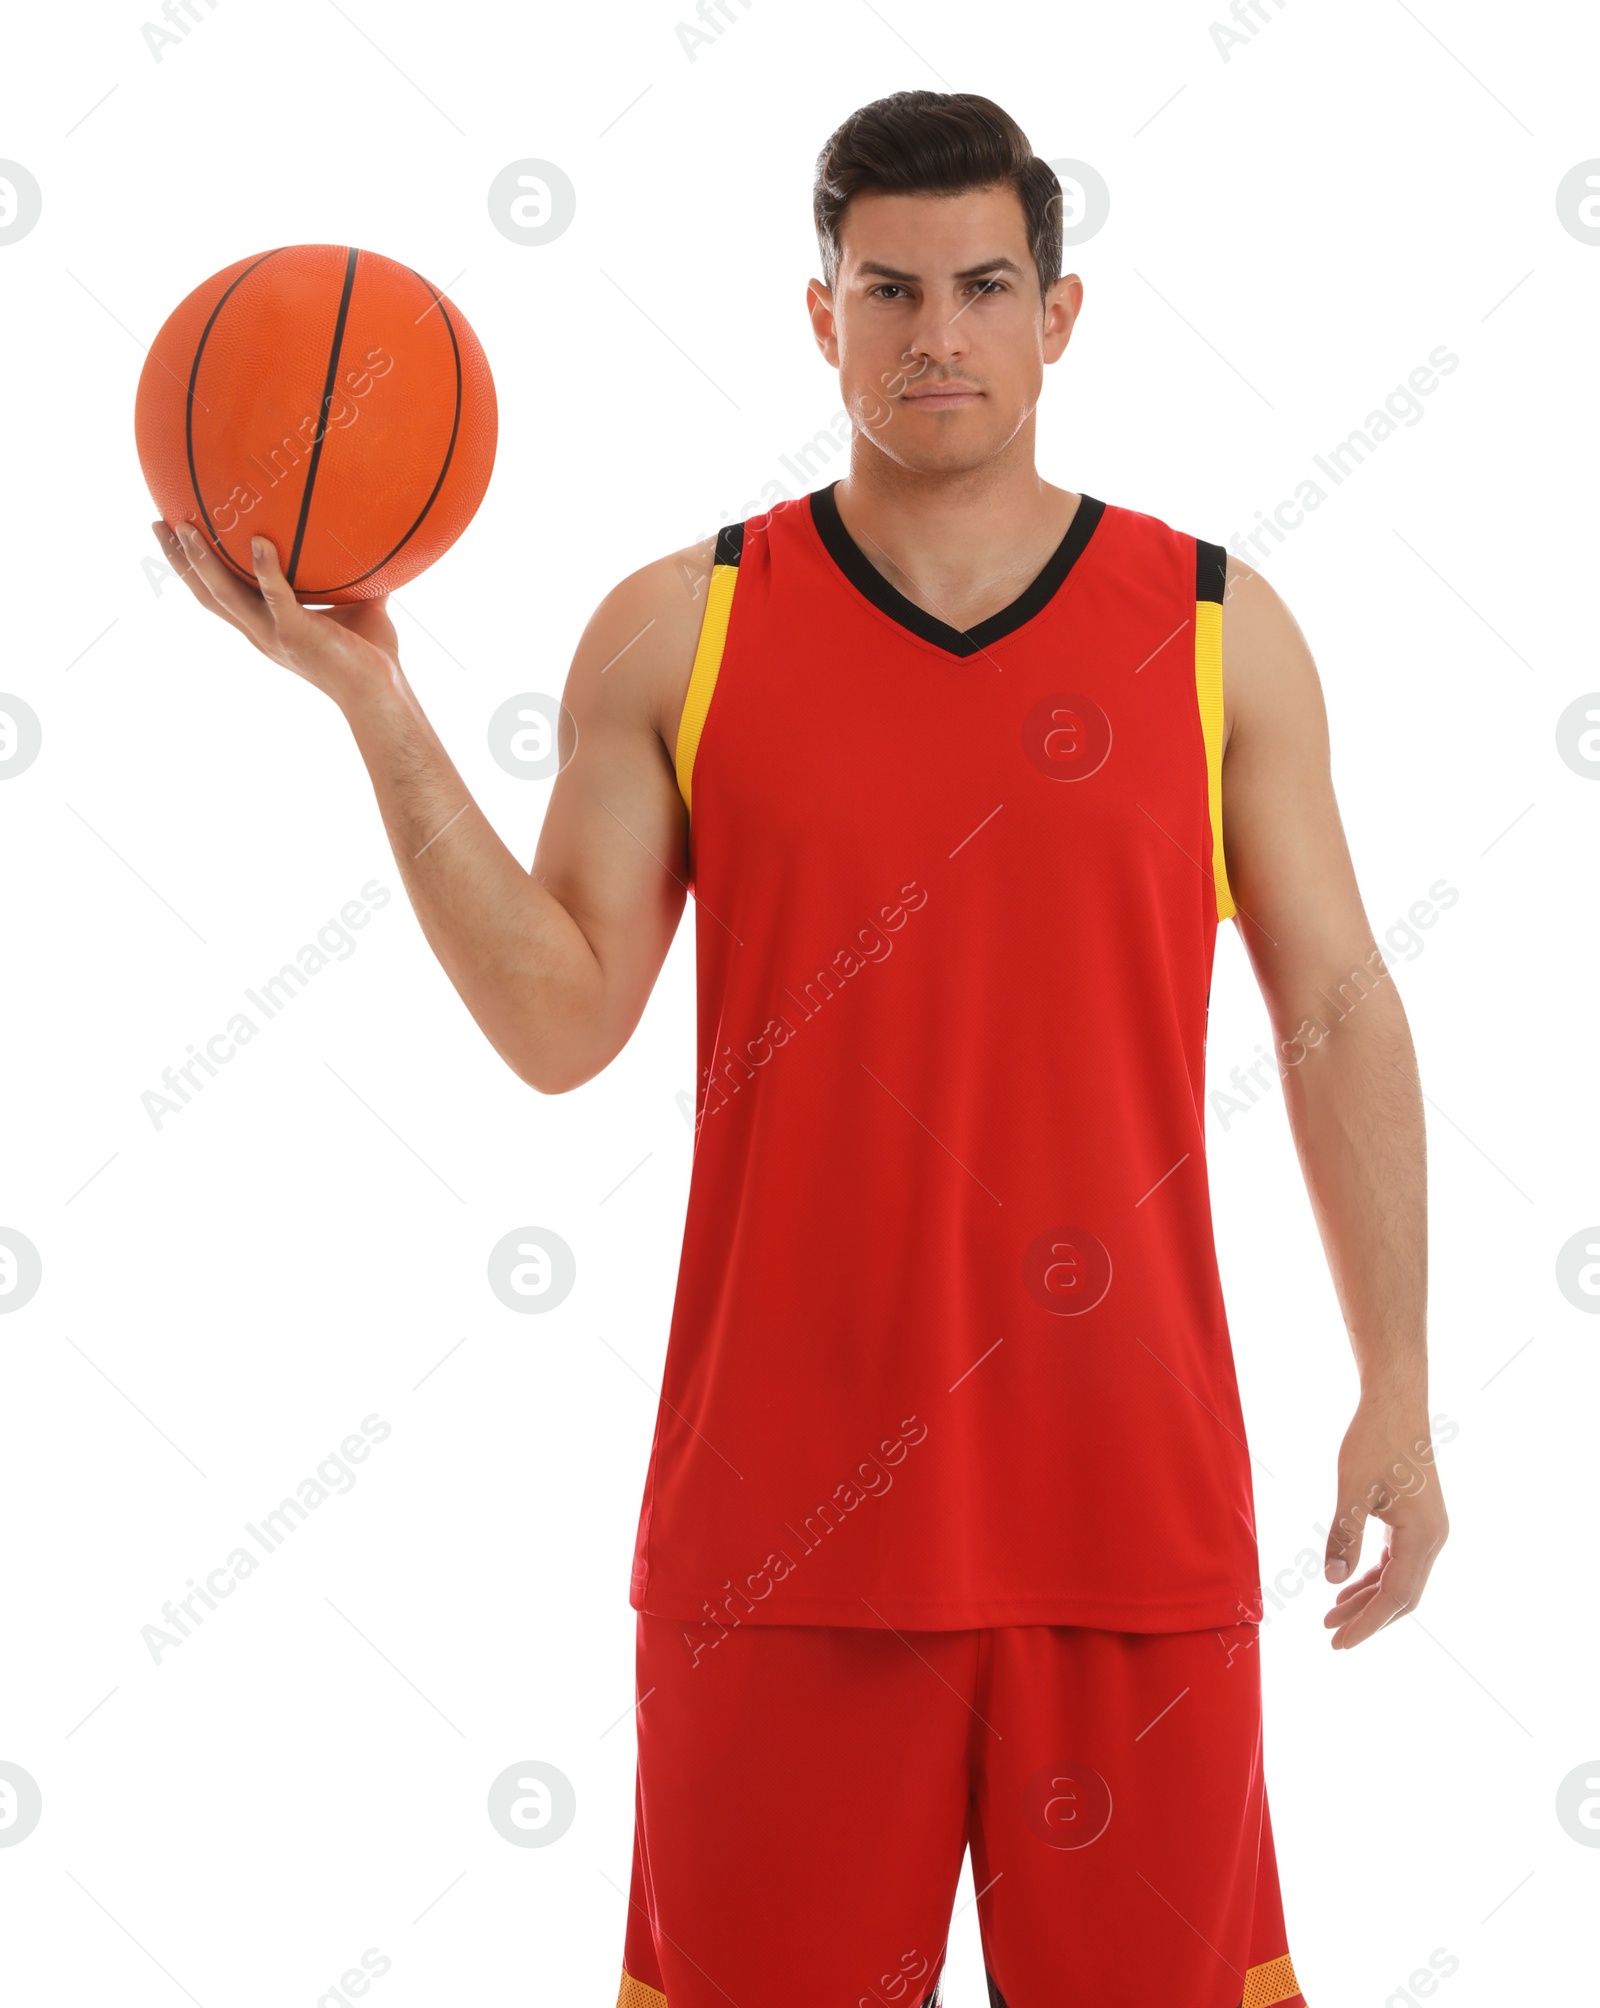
[1217,555,1449,1650]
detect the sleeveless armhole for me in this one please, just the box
[1194,538,1236,922]
[673,522,744,815]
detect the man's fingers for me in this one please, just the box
[1357,1521,1433,1627]
[1328,1552,1416,1648]
[155,522,302,651]
[154,518,206,593]
[1323,1558,1386,1625]
[1323,1579,1384,1627]
[153,522,252,635]
[1327,1520,1441,1650]
[1329,1585,1410,1651]
[1326,1560,1385,1613]
[173,521,274,641]
[151,519,387,699]
[1324,1544,1394,1643]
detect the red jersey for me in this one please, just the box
[629,484,1261,1631]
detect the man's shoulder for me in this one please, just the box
[563,535,722,753]
[1217,549,1320,759]
[608,533,721,623]
[589,489,814,675]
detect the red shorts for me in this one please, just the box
[617,1615,1306,2008]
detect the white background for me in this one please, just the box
[1,0,1596,2001]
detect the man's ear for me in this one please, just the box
[807,278,840,365]
[1042,272,1082,364]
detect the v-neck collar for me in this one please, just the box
[808,482,1106,658]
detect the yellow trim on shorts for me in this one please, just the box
[674,561,738,815]
[1242,1949,1303,2005]
[1195,594,1236,921]
[617,1969,669,2008]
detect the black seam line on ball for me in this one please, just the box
[185,246,288,582]
[293,266,463,597]
[285,245,360,588]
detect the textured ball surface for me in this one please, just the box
[135,244,496,602]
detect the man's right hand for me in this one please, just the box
[152,519,399,709]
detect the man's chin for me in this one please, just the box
[862,425,1018,480]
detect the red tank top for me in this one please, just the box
[630,484,1262,1631]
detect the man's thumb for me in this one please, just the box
[1324,1496,1367,1584]
[250,536,298,613]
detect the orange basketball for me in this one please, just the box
[135,244,496,603]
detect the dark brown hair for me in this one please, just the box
[813,92,1063,303]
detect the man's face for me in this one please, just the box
[809,183,1081,476]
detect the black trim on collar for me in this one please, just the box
[808,482,1106,658]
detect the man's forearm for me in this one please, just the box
[1275,967,1428,1400]
[337,662,603,1088]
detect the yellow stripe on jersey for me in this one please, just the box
[675,528,742,815]
[1194,539,1235,922]
[1242,1950,1303,2006]
[616,1969,669,2008]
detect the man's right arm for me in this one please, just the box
[156,518,714,1092]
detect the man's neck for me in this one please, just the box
[830,436,1081,634]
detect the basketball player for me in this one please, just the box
[153,89,1447,2008]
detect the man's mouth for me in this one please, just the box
[900,383,983,408]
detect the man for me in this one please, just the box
[155,87,1446,2008]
